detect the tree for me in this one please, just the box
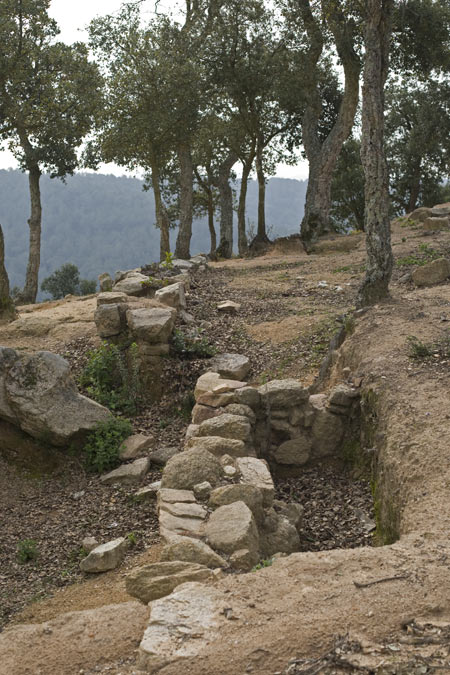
[330,136,365,231]
[40,263,96,300]
[386,78,450,213]
[0,0,102,304]
[357,0,394,307]
[0,225,16,322]
[282,0,362,249]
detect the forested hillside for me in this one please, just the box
[0,169,307,293]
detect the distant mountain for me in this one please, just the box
[0,169,307,294]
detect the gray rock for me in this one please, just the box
[161,448,222,490]
[126,307,176,343]
[159,488,196,504]
[258,379,309,408]
[229,548,259,571]
[273,500,304,532]
[194,371,246,403]
[97,291,129,306]
[412,257,450,287]
[155,282,186,310]
[119,434,155,460]
[98,273,113,292]
[234,386,261,410]
[311,408,344,457]
[274,436,312,465]
[205,501,259,556]
[159,508,206,541]
[196,414,251,442]
[0,349,111,446]
[80,537,128,573]
[185,436,249,458]
[193,481,212,500]
[408,207,433,222]
[236,457,275,508]
[150,446,179,467]
[260,512,300,557]
[134,482,161,502]
[82,536,99,554]
[126,561,213,604]
[113,272,152,296]
[328,384,359,408]
[191,404,224,425]
[169,259,195,271]
[159,501,207,520]
[209,484,264,525]
[217,301,241,314]
[422,216,449,231]
[100,457,150,485]
[223,403,256,424]
[160,539,227,569]
[209,353,250,381]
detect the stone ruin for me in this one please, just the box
[94,257,207,399]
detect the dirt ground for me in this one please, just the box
[1,218,450,674]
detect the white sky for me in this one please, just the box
[0,0,309,181]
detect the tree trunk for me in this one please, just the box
[151,161,171,262]
[237,141,255,256]
[357,0,394,307]
[20,165,42,304]
[299,0,361,250]
[207,189,217,257]
[175,143,193,260]
[0,225,16,322]
[407,160,422,212]
[216,151,238,259]
[251,136,270,247]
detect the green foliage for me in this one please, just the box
[161,251,174,270]
[83,417,132,473]
[171,329,215,359]
[396,243,440,268]
[407,333,450,360]
[126,532,138,546]
[252,558,273,572]
[17,539,39,564]
[80,342,141,414]
[41,263,97,299]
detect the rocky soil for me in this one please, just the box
[0,215,449,674]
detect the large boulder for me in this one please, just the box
[274,436,312,465]
[126,561,213,604]
[113,272,151,296]
[205,501,259,558]
[0,348,111,446]
[161,448,223,491]
[236,457,275,507]
[209,353,250,381]
[94,304,123,338]
[154,282,186,310]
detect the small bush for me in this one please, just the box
[83,417,132,473]
[407,336,433,359]
[171,329,215,359]
[252,558,273,572]
[80,342,141,414]
[17,539,38,563]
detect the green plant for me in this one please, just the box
[252,558,273,572]
[171,329,215,359]
[161,251,174,270]
[79,342,141,414]
[407,335,433,359]
[396,243,440,267]
[41,263,97,299]
[17,539,38,563]
[83,417,132,473]
[126,532,138,546]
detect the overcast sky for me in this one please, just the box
[0,0,308,181]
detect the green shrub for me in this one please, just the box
[79,342,141,414]
[171,329,215,359]
[252,558,273,572]
[41,263,97,299]
[17,539,38,563]
[407,335,433,359]
[83,417,132,473]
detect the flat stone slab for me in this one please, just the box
[100,457,150,485]
[138,582,224,671]
[160,501,208,520]
[258,379,309,408]
[159,510,206,540]
[186,436,249,458]
[217,301,241,313]
[126,561,213,604]
[159,488,196,504]
[196,414,251,442]
[134,482,161,502]
[161,538,227,569]
[194,372,246,403]
[119,434,155,460]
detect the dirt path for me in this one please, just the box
[1,219,450,673]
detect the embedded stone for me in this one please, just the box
[274,436,312,465]
[80,538,128,573]
[161,448,222,490]
[155,282,186,310]
[185,436,249,458]
[196,414,251,442]
[119,434,155,460]
[209,484,264,525]
[205,501,259,556]
[236,457,275,507]
[217,301,241,314]
[160,538,227,569]
[209,353,250,381]
[126,307,176,343]
[126,561,213,604]
[412,258,450,287]
[258,379,309,408]
[100,457,150,485]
